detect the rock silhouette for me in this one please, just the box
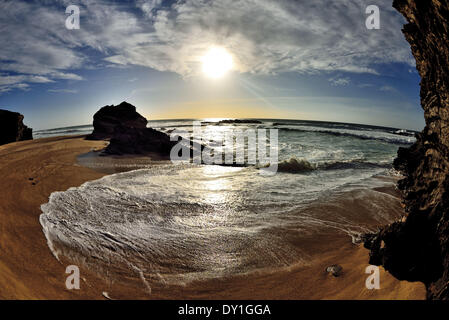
[86,101,147,140]
[104,125,177,157]
[0,109,33,145]
[87,101,184,157]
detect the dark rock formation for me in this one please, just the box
[364,0,449,300]
[87,101,204,157]
[104,125,177,157]
[0,109,33,145]
[86,101,147,140]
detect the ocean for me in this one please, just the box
[38,119,416,288]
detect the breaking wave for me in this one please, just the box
[275,158,316,173]
[271,158,391,174]
[276,125,415,145]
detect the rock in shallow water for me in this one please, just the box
[104,125,177,156]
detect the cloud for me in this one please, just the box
[0,83,30,93]
[137,0,163,16]
[379,85,399,94]
[0,1,84,73]
[329,77,351,86]
[0,75,51,86]
[0,0,413,92]
[112,0,413,76]
[0,74,54,92]
[50,72,84,81]
[47,88,78,93]
[357,83,374,88]
[0,0,85,93]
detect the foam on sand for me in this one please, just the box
[40,163,403,287]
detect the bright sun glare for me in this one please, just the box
[201,47,233,79]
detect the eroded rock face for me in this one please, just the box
[86,101,147,140]
[0,109,33,145]
[365,0,449,300]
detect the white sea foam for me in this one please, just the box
[40,162,398,286]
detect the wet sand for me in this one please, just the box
[0,136,425,299]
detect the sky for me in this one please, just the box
[0,0,424,131]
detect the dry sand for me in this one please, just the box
[0,136,426,299]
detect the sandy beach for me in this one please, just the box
[0,136,426,299]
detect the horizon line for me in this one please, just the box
[34,117,419,133]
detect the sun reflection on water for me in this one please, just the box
[200,165,235,205]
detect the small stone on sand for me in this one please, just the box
[326,264,343,277]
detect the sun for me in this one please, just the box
[201,47,233,79]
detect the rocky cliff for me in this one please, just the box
[365,0,449,300]
[0,109,33,145]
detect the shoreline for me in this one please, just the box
[0,135,426,299]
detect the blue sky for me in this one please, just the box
[0,0,423,130]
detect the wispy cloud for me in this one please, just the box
[0,0,413,92]
[0,83,30,93]
[379,85,399,93]
[0,74,54,92]
[47,88,78,93]
[0,75,54,85]
[329,77,351,86]
[357,83,374,88]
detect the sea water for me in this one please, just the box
[39,119,415,285]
